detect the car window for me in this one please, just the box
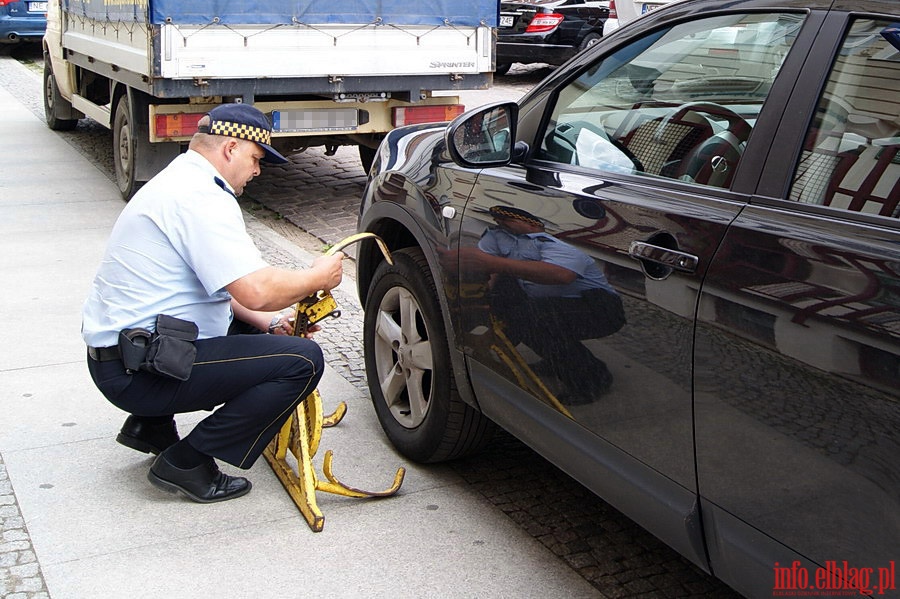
[788,19,900,217]
[535,13,804,189]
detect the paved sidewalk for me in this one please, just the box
[0,66,601,598]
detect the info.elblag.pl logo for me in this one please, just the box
[773,561,897,596]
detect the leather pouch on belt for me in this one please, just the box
[141,314,199,381]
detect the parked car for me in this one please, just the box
[356,0,900,596]
[605,0,675,30]
[496,0,610,75]
[0,0,46,44]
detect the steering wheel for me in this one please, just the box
[665,101,752,143]
[545,120,645,172]
[667,102,752,187]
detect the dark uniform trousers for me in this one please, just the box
[488,276,626,395]
[87,332,324,469]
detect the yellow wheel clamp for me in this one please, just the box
[263,233,405,532]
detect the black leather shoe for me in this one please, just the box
[117,415,180,455]
[148,453,251,503]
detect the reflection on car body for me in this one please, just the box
[445,204,626,408]
[356,1,900,596]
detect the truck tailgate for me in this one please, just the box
[61,0,498,81]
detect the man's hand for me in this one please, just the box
[311,252,344,292]
[438,246,496,274]
[267,310,295,335]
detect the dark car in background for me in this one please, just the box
[356,0,900,596]
[0,0,46,44]
[496,0,610,75]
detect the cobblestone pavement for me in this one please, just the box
[1,45,740,598]
[0,458,49,599]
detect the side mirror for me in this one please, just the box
[446,102,519,168]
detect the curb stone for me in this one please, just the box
[0,455,50,599]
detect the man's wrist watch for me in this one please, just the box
[268,315,281,334]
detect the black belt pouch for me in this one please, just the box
[141,315,199,381]
[118,328,153,373]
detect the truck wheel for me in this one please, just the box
[43,61,77,131]
[363,247,494,463]
[358,145,376,174]
[113,96,141,199]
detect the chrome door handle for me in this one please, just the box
[628,241,699,274]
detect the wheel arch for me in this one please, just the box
[357,203,483,413]
[111,87,181,197]
[110,82,129,130]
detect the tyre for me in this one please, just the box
[113,95,141,199]
[363,247,494,463]
[578,32,602,52]
[43,61,77,131]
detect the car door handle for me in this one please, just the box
[628,241,699,274]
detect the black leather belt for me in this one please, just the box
[87,345,120,362]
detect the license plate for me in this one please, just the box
[500,15,515,27]
[28,1,48,11]
[641,3,660,13]
[272,109,359,132]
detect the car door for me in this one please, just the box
[450,7,817,568]
[694,8,900,597]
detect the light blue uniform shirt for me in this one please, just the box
[82,150,268,347]
[478,228,615,298]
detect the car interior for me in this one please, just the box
[789,19,900,217]
[533,14,899,216]
[536,13,802,189]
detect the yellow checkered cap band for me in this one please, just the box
[489,206,542,227]
[208,120,272,146]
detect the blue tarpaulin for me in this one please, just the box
[63,0,498,27]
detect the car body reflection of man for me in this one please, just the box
[470,206,625,404]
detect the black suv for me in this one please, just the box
[496,0,609,75]
[356,1,900,596]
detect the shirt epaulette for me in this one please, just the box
[214,177,236,198]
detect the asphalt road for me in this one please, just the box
[2,42,740,599]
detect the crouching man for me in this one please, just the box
[82,103,344,503]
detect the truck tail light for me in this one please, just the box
[154,112,205,139]
[525,13,564,33]
[608,0,618,19]
[392,105,465,127]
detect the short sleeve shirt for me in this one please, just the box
[81,150,268,347]
[478,228,615,298]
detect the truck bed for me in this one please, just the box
[61,0,497,95]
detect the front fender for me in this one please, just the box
[357,124,483,413]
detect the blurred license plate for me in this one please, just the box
[500,15,514,27]
[272,109,359,132]
[28,1,48,11]
[641,3,660,13]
